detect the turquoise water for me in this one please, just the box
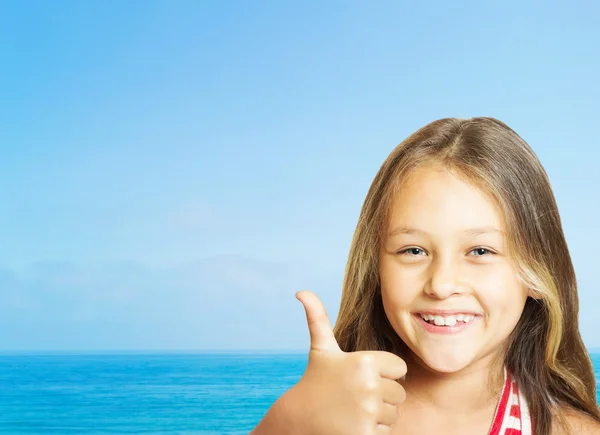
[0,352,598,434]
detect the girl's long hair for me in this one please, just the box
[332,117,599,434]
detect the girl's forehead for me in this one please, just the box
[386,166,506,234]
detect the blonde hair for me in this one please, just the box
[332,117,599,435]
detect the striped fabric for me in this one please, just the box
[488,368,533,435]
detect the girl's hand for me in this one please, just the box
[288,290,407,435]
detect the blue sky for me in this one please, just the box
[1,1,599,351]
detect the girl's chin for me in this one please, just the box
[407,347,477,374]
[423,359,472,374]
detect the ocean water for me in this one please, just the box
[0,352,598,434]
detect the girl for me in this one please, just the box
[250,117,600,435]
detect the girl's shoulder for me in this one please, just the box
[551,406,600,435]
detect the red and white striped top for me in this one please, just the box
[488,368,533,435]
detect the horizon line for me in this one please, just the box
[2,347,600,355]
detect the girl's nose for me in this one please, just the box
[424,257,465,299]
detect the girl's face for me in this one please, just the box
[379,165,529,374]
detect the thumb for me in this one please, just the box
[296,290,342,353]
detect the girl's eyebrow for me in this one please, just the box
[388,226,504,237]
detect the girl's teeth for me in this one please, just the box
[421,313,474,326]
[445,317,457,326]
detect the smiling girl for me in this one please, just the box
[250,117,600,435]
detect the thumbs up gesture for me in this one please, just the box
[287,290,407,435]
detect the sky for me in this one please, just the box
[1,1,599,351]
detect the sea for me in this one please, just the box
[0,352,599,434]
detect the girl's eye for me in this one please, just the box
[397,247,427,256]
[470,247,493,256]
[396,247,495,257]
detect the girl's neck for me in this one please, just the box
[401,353,506,416]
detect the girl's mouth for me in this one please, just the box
[414,313,479,334]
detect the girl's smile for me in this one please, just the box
[413,312,481,335]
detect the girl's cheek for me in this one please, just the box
[382,285,419,312]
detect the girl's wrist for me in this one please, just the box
[250,388,304,435]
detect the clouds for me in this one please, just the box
[2,251,599,350]
[161,202,222,234]
[0,256,343,351]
